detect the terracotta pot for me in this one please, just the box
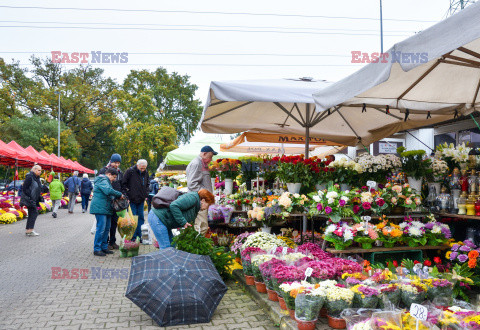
[244,275,255,286]
[254,281,267,294]
[235,257,242,264]
[278,296,287,310]
[287,308,295,320]
[319,307,328,318]
[267,289,278,302]
[296,320,317,330]
[327,315,346,329]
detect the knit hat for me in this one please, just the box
[110,153,122,163]
[83,173,88,179]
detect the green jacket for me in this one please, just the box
[152,192,201,230]
[90,175,122,215]
[49,179,65,200]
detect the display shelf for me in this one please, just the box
[326,244,449,254]
[314,213,428,221]
[435,213,480,220]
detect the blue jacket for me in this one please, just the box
[64,175,81,193]
[89,175,122,215]
[80,178,93,195]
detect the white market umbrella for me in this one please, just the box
[312,2,480,147]
[200,78,332,157]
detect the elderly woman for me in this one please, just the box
[148,189,215,248]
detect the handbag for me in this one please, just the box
[112,196,129,212]
[152,186,183,209]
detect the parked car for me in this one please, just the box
[5,180,24,191]
[0,179,8,191]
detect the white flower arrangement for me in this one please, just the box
[281,252,307,263]
[355,154,401,172]
[325,286,354,303]
[251,254,275,266]
[430,159,449,180]
[436,142,471,164]
[242,232,288,250]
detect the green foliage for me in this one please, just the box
[397,147,432,180]
[172,227,234,280]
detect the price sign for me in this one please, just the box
[282,247,288,255]
[366,181,377,190]
[305,267,313,277]
[410,303,428,321]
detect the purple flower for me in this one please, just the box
[457,254,468,263]
[450,252,458,261]
[464,239,476,249]
[424,223,434,230]
[451,244,460,252]
[325,206,332,214]
[459,245,471,253]
[441,227,452,239]
[317,203,323,212]
[339,199,346,207]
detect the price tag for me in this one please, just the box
[410,303,428,321]
[282,247,288,255]
[362,216,371,222]
[366,180,377,190]
[305,267,313,277]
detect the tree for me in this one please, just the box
[120,68,203,144]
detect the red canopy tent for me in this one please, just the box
[39,150,66,171]
[7,141,38,165]
[73,161,94,174]
[24,146,53,167]
[50,153,71,171]
[0,140,24,166]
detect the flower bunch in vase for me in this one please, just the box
[238,155,262,188]
[276,155,310,187]
[304,157,334,190]
[399,281,427,306]
[352,222,378,249]
[427,158,449,183]
[240,247,265,276]
[447,239,478,268]
[278,192,309,215]
[327,158,363,186]
[381,183,422,211]
[425,278,454,300]
[435,142,471,171]
[378,284,401,308]
[397,146,432,181]
[324,222,354,250]
[355,153,401,184]
[399,219,427,247]
[325,286,354,317]
[308,186,360,223]
[260,155,279,186]
[376,218,403,248]
[212,158,241,179]
[351,284,380,308]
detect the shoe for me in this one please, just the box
[26,231,40,237]
[102,249,114,254]
[93,251,106,256]
[82,209,86,213]
[111,243,119,250]
[108,244,114,250]
[52,212,57,218]
[68,211,73,214]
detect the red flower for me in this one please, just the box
[413,260,420,265]
[424,260,432,267]
[434,257,442,264]
[362,202,371,210]
[393,260,398,267]
[352,205,360,214]
[376,198,385,207]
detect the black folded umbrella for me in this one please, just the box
[125,248,228,327]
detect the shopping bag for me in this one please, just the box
[117,206,138,240]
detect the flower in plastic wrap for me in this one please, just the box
[242,232,287,250]
[325,286,354,317]
[117,215,138,241]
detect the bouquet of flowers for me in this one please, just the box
[276,155,310,184]
[327,158,363,186]
[397,147,432,180]
[260,155,279,184]
[295,291,324,322]
[352,222,379,249]
[425,278,454,300]
[399,281,427,306]
[447,239,478,267]
[278,192,309,214]
[355,186,390,215]
[308,185,360,223]
[279,282,304,310]
[355,153,401,184]
[325,286,354,317]
[424,217,451,246]
[238,155,261,185]
[251,254,275,282]
[381,183,422,211]
[242,232,288,250]
[305,157,333,187]
[378,284,401,308]
[428,158,449,182]
[377,218,403,248]
[240,247,265,276]
[212,158,241,179]
[400,219,427,247]
[436,142,471,170]
[351,284,380,308]
[324,222,355,250]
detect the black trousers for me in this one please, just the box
[26,206,38,230]
[108,212,119,245]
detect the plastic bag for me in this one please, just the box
[340,308,381,330]
[117,206,138,240]
[370,311,403,330]
[90,219,96,235]
[295,293,323,322]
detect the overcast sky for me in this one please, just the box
[0,0,464,139]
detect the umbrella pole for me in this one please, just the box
[305,104,310,158]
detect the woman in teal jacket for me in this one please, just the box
[90,168,123,256]
[148,189,215,248]
[48,172,64,219]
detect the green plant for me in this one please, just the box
[397,147,432,180]
[172,227,234,279]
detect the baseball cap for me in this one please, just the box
[201,145,218,155]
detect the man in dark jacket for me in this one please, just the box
[21,165,44,236]
[80,174,93,213]
[122,159,149,241]
[98,153,123,250]
[64,171,81,213]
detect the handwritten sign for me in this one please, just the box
[410,303,428,321]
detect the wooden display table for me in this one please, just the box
[435,213,480,220]
[326,245,449,254]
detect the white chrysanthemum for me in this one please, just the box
[312,195,321,203]
[408,226,422,237]
[328,198,335,205]
[344,229,354,241]
[325,224,337,235]
[326,191,338,199]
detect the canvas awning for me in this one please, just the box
[312,2,480,146]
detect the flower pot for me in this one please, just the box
[296,320,317,330]
[261,226,272,234]
[327,315,346,329]
[407,176,423,193]
[361,242,373,249]
[319,307,328,318]
[255,281,267,294]
[267,289,278,302]
[224,178,234,195]
[286,183,302,194]
[340,184,351,192]
[245,275,255,286]
[119,250,128,258]
[278,296,287,310]
[287,308,296,320]
[383,242,395,248]
[315,183,326,191]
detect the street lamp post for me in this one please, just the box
[54,91,61,157]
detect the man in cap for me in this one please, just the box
[99,153,124,250]
[186,146,217,234]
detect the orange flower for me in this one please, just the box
[390,228,403,238]
[289,287,305,298]
[221,159,228,165]
[468,250,479,259]
[363,260,371,267]
[377,221,387,230]
[468,258,477,269]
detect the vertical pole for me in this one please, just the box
[58,93,61,157]
[380,0,384,54]
[305,104,310,158]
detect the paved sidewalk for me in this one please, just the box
[0,207,276,329]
